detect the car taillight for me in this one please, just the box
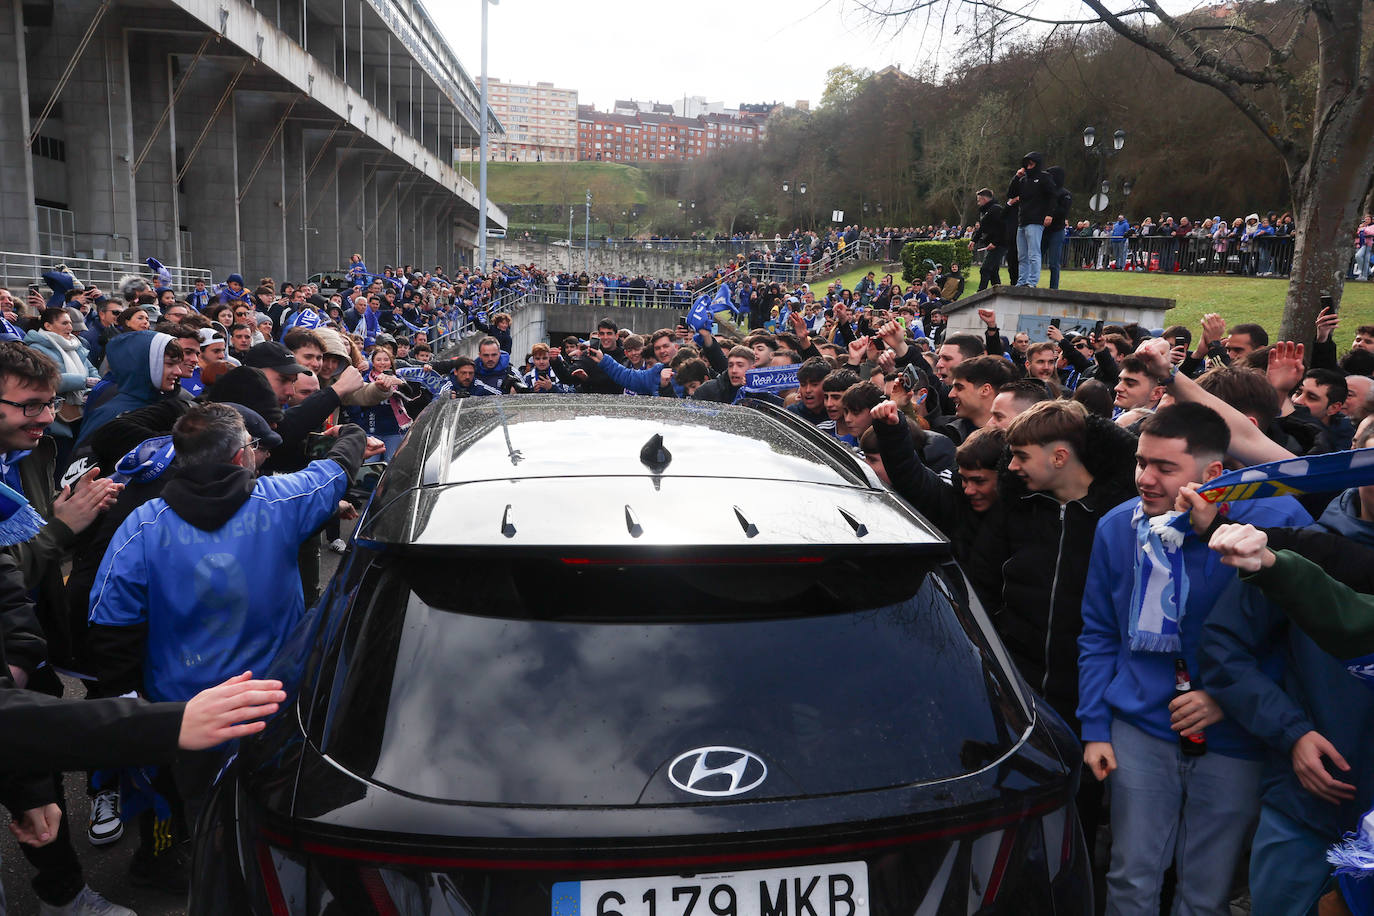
[254,840,295,916]
[358,868,402,916]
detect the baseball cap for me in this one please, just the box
[242,341,307,375]
[198,327,224,347]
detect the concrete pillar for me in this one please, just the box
[24,0,139,260]
[128,34,177,265]
[336,150,365,269]
[235,94,289,281]
[282,120,308,279]
[373,171,399,269]
[176,62,243,279]
[0,0,38,253]
[303,130,342,273]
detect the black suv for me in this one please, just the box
[191,396,1091,915]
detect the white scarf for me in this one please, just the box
[38,331,87,405]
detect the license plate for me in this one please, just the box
[551,860,869,916]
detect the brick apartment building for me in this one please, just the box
[576,100,760,163]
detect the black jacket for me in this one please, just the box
[1045,166,1072,233]
[972,198,1006,250]
[1007,152,1059,227]
[965,415,1139,726]
[691,376,743,404]
[872,419,989,594]
[0,549,181,814]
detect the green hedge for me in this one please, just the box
[901,241,972,283]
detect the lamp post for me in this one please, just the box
[1083,126,1126,213]
[584,189,591,274]
[782,179,807,228]
[478,0,499,272]
[568,205,573,272]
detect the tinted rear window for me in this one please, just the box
[312,553,1031,805]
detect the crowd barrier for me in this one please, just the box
[1054,234,1297,277]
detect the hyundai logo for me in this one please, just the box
[668,746,767,797]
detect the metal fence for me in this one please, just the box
[428,283,546,353]
[0,250,212,295]
[1053,235,1297,277]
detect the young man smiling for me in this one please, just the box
[1078,403,1310,915]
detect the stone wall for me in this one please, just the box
[492,239,741,279]
[944,287,1176,339]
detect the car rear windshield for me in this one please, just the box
[311,552,1032,804]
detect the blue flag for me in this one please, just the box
[1196,447,1374,505]
[734,364,801,403]
[1170,446,1374,536]
[712,281,740,317]
[686,294,714,331]
[396,366,452,398]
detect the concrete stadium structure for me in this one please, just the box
[0,0,506,286]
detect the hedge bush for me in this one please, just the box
[901,241,972,283]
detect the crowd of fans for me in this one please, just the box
[415,270,1374,916]
[0,248,1373,916]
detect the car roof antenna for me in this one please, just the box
[639,433,672,474]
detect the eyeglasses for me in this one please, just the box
[0,397,62,417]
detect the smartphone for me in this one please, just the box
[1093,319,1104,337]
[1321,293,1336,315]
[678,316,688,329]
[1050,317,1061,329]
[901,364,921,392]
[1174,337,1185,348]
[27,285,39,297]
[587,337,601,351]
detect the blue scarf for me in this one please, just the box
[1127,505,1190,653]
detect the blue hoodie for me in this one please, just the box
[1200,489,1374,839]
[75,331,179,447]
[594,356,670,396]
[471,351,518,396]
[1079,494,1310,759]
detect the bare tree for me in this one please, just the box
[860,0,1374,342]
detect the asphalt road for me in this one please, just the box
[0,536,350,916]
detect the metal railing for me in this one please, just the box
[0,250,212,295]
[428,283,546,353]
[1042,235,1298,277]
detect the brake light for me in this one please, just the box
[255,840,292,916]
[359,868,402,916]
[980,827,1018,905]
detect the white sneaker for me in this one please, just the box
[38,885,136,916]
[328,538,347,553]
[87,790,122,846]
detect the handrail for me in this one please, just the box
[0,249,212,293]
[428,284,543,354]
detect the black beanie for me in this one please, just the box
[205,366,285,425]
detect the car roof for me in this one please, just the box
[356,396,948,549]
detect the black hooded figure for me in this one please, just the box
[1041,165,1073,290]
[1006,152,1059,287]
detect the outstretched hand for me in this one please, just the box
[179,671,287,750]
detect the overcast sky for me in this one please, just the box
[430,0,939,112]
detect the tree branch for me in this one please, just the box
[1077,0,1300,163]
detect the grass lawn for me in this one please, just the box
[813,262,1374,335]
[482,162,650,206]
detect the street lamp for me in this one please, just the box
[1083,125,1127,212]
[782,180,807,226]
[478,0,500,273]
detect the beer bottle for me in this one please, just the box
[1175,658,1207,757]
